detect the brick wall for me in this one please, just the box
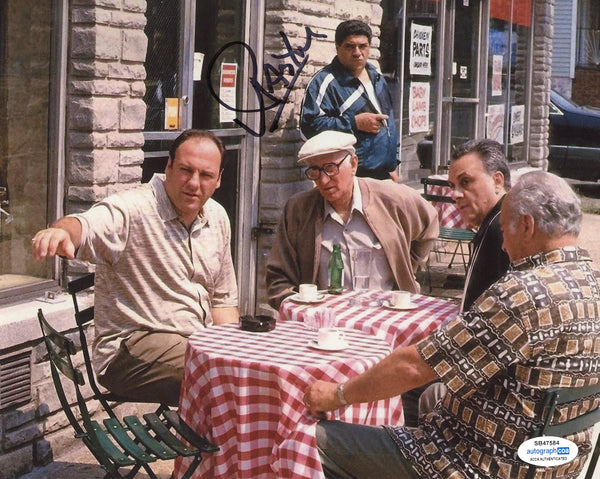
[65,0,148,280]
[67,0,147,213]
[529,0,554,170]
[573,68,600,107]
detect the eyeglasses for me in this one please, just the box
[304,154,350,181]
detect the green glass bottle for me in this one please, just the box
[328,244,344,294]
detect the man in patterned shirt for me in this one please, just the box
[304,170,600,478]
[32,129,239,406]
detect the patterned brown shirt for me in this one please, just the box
[387,247,600,478]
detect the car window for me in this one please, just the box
[549,102,563,115]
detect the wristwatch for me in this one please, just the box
[336,382,349,405]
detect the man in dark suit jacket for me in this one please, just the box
[448,138,511,312]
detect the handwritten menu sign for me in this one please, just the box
[409,82,430,134]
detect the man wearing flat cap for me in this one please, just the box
[266,131,439,309]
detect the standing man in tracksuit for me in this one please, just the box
[300,20,399,181]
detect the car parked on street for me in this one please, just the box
[548,89,600,182]
[417,90,600,182]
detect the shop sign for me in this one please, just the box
[410,23,432,76]
[409,82,430,134]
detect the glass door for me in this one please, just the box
[436,0,486,169]
[487,0,533,163]
[142,0,262,315]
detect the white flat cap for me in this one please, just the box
[298,131,357,165]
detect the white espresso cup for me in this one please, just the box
[299,283,318,301]
[317,327,345,348]
[391,291,411,308]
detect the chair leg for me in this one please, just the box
[139,463,160,479]
[459,242,469,272]
[447,241,461,268]
[180,456,202,479]
[427,262,433,293]
[585,434,600,479]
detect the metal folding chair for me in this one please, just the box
[525,384,600,479]
[420,177,474,290]
[37,308,218,479]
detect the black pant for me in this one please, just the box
[402,382,433,427]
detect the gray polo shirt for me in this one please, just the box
[74,174,238,374]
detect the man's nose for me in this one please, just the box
[450,187,462,200]
[316,171,332,184]
[187,171,201,187]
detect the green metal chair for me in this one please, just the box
[525,384,600,479]
[37,308,217,479]
[421,177,475,290]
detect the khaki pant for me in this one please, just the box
[98,330,189,406]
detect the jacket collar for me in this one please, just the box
[331,56,379,86]
[512,246,592,271]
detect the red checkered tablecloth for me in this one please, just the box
[174,322,402,479]
[279,290,459,351]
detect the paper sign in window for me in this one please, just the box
[165,98,180,130]
[409,82,430,134]
[510,105,525,144]
[193,52,205,81]
[219,63,237,124]
[486,104,505,143]
[492,55,503,96]
[410,24,433,76]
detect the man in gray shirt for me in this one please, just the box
[32,129,239,405]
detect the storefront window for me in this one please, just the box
[144,0,181,132]
[487,0,532,162]
[192,0,246,130]
[0,0,56,301]
[380,0,440,174]
[577,0,600,68]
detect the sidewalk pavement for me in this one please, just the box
[18,213,600,479]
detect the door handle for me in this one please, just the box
[0,207,13,224]
[442,97,480,104]
[0,186,8,207]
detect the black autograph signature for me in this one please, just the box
[207,26,326,137]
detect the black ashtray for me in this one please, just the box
[239,315,276,332]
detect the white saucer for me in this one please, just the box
[308,339,348,351]
[383,300,418,311]
[289,293,326,304]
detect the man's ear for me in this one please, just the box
[350,154,359,172]
[492,171,505,193]
[521,213,535,239]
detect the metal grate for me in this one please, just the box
[0,350,32,411]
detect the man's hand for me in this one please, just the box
[303,380,342,416]
[211,306,240,325]
[355,113,389,134]
[31,217,82,262]
[32,228,76,262]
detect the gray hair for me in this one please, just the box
[451,139,511,189]
[505,171,581,237]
